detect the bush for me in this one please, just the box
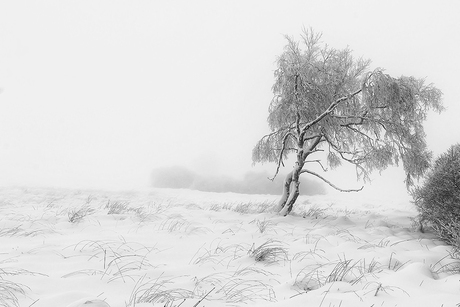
[412,144,460,249]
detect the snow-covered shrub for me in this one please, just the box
[412,144,460,250]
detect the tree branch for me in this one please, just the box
[337,150,369,181]
[270,132,297,180]
[300,86,365,134]
[322,132,369,180]
[259,125,292,141]
[300,169,364,192]
[302,135,323,160]
[303,134,324,142]
[305,159,328,172]
[343,125,375,144]
[333,112,388,131]
[323,133,360,156]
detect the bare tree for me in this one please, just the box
[253,29,443,216]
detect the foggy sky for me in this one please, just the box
[1,1,459,199]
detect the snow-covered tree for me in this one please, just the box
[253,29,443,216]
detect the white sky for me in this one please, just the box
[0,1,459,195]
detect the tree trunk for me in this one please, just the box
[278,163,303,216]
[277,171,292,212]
[277,134,320,216]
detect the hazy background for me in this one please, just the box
[1,1,459,199]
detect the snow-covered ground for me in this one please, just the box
[0,187,459,307]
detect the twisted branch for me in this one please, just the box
[300,169,363,192]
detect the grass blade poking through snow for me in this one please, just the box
[65,240,156,283]
[249,239,289,264]
[127,274,194,306]
[0,279,28,307]
[194,270,277,304]
[294,257,382,291]
[67,205,95,223]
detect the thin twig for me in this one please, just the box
[270,132,296,180]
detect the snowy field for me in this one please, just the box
[0,187,459,307]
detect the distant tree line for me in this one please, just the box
[150,166,325,195]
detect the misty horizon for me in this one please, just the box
[150,166,326,196]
